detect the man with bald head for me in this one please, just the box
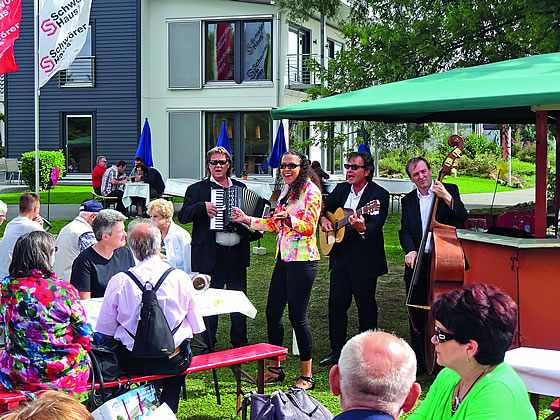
[329,331,421,419]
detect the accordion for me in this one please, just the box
[210,185,270,232]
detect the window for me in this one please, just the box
[59,26,94,87]
[65,115,92,173]
[206,20,272,84]
[326,122,344,174]
[327,38,343,68]
[286,25,311,86]
[206,111,271,176]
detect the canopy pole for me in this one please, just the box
[554,112,560,237]
[535,111,548,238]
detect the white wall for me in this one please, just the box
[141,0,346,179]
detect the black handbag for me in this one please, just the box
[242,387,333,420]
[87,339,130,411]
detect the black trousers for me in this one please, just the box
[203,244,248,348]
[106,189,126,214]
[116,339,192,412]
[328,257,379,353]
[266,259,318,361]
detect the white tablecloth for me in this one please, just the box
[81,289,257,330]
[122,182,150,208]
[505,347,560,397]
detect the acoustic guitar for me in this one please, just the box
[319,200,380,255]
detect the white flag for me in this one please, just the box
[38,0,92,88]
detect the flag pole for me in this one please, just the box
[33,0,40,195]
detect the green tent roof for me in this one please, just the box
[271,53,560,124]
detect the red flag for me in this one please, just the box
[216,23,233,80]
[0,0,22,75]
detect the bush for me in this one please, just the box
[462,133,499,158]
[456,154,497,177]
[548,169,555,202]
[21,150,65,191]
[517,143,537,163]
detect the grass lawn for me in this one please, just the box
[0,186,94,205]
[0,198,553,418]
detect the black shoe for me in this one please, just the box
[319,351,340,366]
[264,366,285,385]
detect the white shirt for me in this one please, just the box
[163,221,195,276]
[96,255,205,351]
[344,184,366,211]
[54,216,95,282]
[0,216,44,278]
[417,181,435,252]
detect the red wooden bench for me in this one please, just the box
[0,343,288,413]
[547,398,560,420]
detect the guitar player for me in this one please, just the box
[318,152,390,366]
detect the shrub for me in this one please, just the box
[462,133,499,158]
[456,154,497,177]
[517,143,537,163]
[21,150,65,191]
[548,169,555,202]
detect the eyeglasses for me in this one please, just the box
[279,163,300,170]
[209,159,229,166]
[434,326,456,343]
[344,164,366,170]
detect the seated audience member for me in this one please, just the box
[147,198,194,275]
[311,160,330,194]
[410,284,536,420]
[0,232,92,398]
[330,331,421,419]
[92,156,108,195]
[70,209,135,299]
[129,156,143,179]
[54,199,103,282]
[96,221,204,413]
[131,163,165,216]
[0,193,44,279]
[0,390,94,420]
[101,160,129,215]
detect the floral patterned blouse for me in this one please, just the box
[250,179,322,262]
[0,269,93,399]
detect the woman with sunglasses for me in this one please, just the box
[233,151,322,390]
[411,283,535,420]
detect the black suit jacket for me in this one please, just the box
[177,178,250,273]
[323,181,390,278]
[399,182,468,256]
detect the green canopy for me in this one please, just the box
[271,53,560,124]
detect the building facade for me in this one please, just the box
[5,0,141,173]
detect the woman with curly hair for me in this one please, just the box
[233,151,322,390]
[0,231,93,399]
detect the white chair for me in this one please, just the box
[6,159,21,184]
[0,158,7,184]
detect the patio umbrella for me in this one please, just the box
[357,137,371,154]
[135,118,153,166]
[268,122,287,168]
[216,120,232,155]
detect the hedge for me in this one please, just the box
[21,150,65,191]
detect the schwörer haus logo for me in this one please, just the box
[39,0,88,75]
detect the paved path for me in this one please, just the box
[461,187,535,210]
[0,185,537,220]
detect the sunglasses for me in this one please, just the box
[434,326,456,343]
[344,164,366,170]
[209,159,229,166]
[279,163,300,170]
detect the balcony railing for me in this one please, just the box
[59,56,95,87]
[285,53,320,90]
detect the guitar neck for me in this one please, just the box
[336,206,365,229]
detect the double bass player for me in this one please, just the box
[399,157,468,373]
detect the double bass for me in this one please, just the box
[406,134,466,373]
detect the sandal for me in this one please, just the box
[264,366,286,384]
[294,375,315,391]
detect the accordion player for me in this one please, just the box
[210,185,270,238]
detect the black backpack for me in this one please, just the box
[124,267,180,358]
